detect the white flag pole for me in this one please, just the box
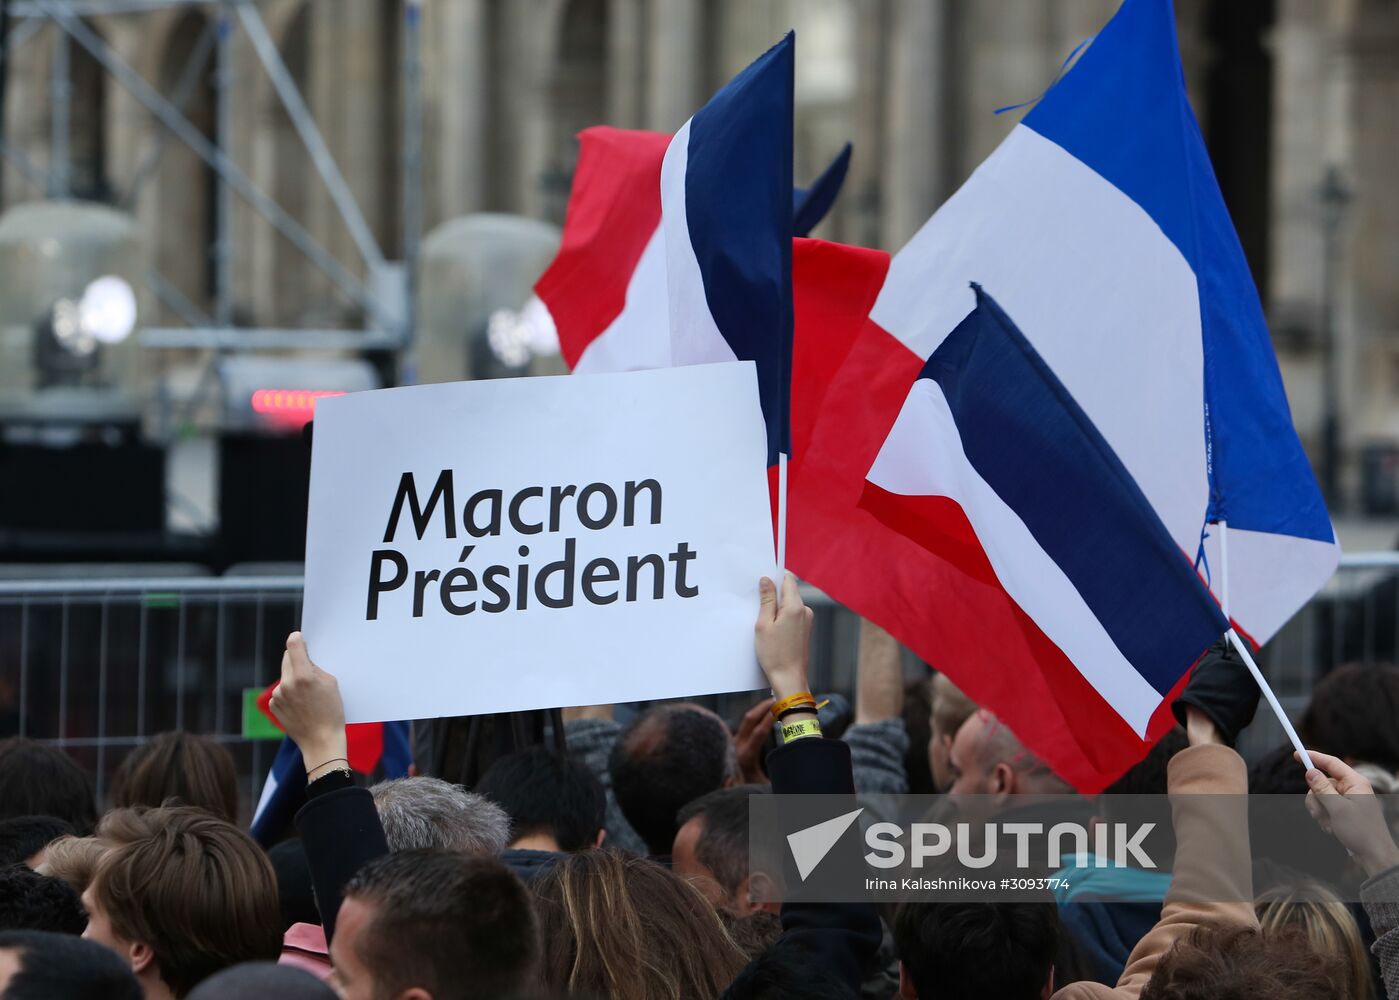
[1217,518,1231,623]
[776,450,789,577]
[1213,519,1314,769]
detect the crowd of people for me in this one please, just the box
[0,573,1397,998]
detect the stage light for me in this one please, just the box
[77,275,137,344]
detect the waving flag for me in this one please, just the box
[536,130,850,379]
[786,0,1335,791]
[863,286,1228,740]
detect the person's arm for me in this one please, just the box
[1055,708,1255,999]
[729,576,882,994]
[1298,750,1399,1000]
[270,632,389,941]
[845,619,910,794]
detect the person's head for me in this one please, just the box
[33,836,104,896]
[185,962,335,1000]
[266,839,320,931]
[1300,663,1399,773]
[1139,923,1347,1000]
[0,816,75,868]
[112,732,239,823]
[531,849,747,1000]
[1255,882,1372,1000]
[475,747,606,853]
[0,929,142,1000]
[335,849,539,1000]
[0,739,96,835]
[369,776,510,855]
[1248,744,1311,795]
[82,807,282,998]
[0,866,86,934]
[672,785,777,916]
[722,938,858,999]
[928,673,977,792]
[893,900,1059,999]
[610,704,737,856]
[946,710,1071,797]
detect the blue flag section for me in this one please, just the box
[1022,0,1335,555]
[660,32,796,466]
[793,142,852,238]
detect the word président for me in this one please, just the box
[365,470,699,620]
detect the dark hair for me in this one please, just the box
[186,962,336,1000]
[1300,664,1399,771]
[0,739,97,835]
[0,865,87,934]
[112,732,240,823]
[1140,923,1346,1000]
[1248,744,1311,795]
[91,807,283,997]
[1104,728,1188,796]
[476,746,606,852]
[0,815,76,868]
[343,849,539,1000]
[531,849,747,1000]
[722,938,857,999]
[893,901,1059,999]
[610,705,733,856]
[676,785,767,897]
[266,838,321,930]
[0,929,143,1000]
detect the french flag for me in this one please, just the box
[537,34,798,467]
[787,0,1336,790]
[863,286,1229,739]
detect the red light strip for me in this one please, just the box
[250,389,346,425]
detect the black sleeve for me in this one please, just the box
[742,737,884,994]
[294,775,390,942]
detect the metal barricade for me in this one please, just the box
[2,555,1398,818]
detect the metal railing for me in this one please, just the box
[3,555,1397,818]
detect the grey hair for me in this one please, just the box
[369,776,511,855]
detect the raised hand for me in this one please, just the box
[1297,749,1399,878]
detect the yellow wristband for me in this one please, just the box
[780,719,823,743]
[771,692,817,719]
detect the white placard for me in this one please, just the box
[301,361,773,723]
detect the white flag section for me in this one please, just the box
[302,362,773,723]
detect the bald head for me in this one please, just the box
[947,710,1071,796]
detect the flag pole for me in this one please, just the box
[776,450,789,576]
[1214,519,1315,770]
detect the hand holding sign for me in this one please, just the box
[755,574,815,703]
[269,631,347,777]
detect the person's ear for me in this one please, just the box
[397,989,433,1000]
[741,872,782,915]
[992,761,1016,797]
[128,940,155,976]
[898,960,919,999]
[594,828,606,849]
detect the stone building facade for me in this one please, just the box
[1,0,1396,509]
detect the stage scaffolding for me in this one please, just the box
[0,0,423,416]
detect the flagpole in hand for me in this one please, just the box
[1213,518,1315,770]
[776,451,789,582]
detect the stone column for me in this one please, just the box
[880,0,950,250]
[645,0,702,132]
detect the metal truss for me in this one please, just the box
[1,0,422,358]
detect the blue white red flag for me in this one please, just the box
[863,286,1229,739]
[783,0,1336,791]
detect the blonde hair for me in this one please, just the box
[34,834,106,895]
[531,849,747,1000]
[1255,880,1372,1000]
[930,672,977,739]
